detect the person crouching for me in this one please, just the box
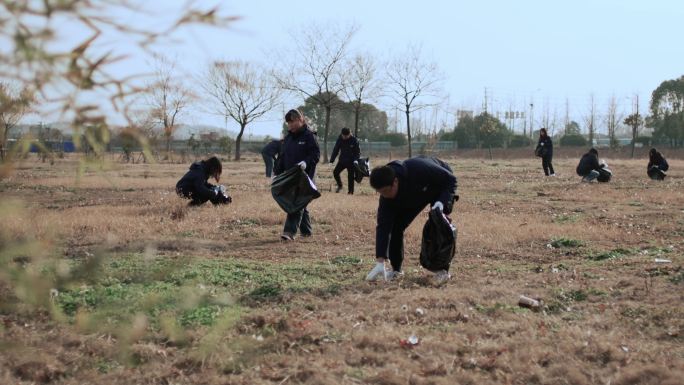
[647,148,669,180]
[176,156,231,206]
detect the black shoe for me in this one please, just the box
[335,186,342,193]
[347,191,353,195]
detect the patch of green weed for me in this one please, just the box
[57,253,363,328]
[551,238,583,248]
[331,255,362,265]
[669,271,684,284]
[588,248,634,261]
[553,214,580,224]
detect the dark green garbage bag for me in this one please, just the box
[271,166,321,214]
[419,207,457,272]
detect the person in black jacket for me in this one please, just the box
[647,148,669,180]
[329,127,361,194]
[261,139,282,178]
[535,128,555,176]
[273,109,320,241]
[176,156,231,206]
[576,148,603,182]
[365,156,458,284]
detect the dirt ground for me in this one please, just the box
[1,152,683,385]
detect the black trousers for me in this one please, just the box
[177,187,209,206]
[542,156,555,176]
[262,153,274,177]
[648,166,666,180]
[283,206,312,236]
[386,205,425,272]
[333,161,355,194]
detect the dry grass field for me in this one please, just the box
[1,152,683,385]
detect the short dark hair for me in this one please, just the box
[589,148,598,156]
[341,127,350,136]
[204,156,222,176]
[370,166,395,189]
[285,109,303,122]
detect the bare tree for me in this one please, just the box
[0,2,235,168]
[385,45,442,157]
[343,54,381,138]
[624,95,643,158]
[584,93,596,146]
[0,82,32,161]
[202,61,280,160]
[606,95,623,148]
[273,23,357,160]
[147,56,191,159]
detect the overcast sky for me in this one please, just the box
[33,0,684,138]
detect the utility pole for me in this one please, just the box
[483,87,488,114]
[630,94,640,158]
[588,93,595,146]
[564,97,569,134]
[529,101,534,139]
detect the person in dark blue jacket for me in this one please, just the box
[176,156,231,206]
[647,148,669,180]
[329,127,361,194]
[366,156,458,283]
[576,148,602,182]
[273,109,320,240]
[535,128,555,176]
[261,139,282,178]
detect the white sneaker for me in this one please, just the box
[550,173,556,177]
[433,270,451,284]
[365,263,386,281]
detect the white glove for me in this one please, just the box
[353,160,358,165]
[297,161,307,170]
[431,201,444,212]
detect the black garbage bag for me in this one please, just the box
[597,167,612,183]
[209,185,232,205]
[353,157,370,183]
[647,166,666,180]
[271,166,321,214]
[419,207,457,272]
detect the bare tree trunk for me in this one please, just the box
[165,134,171,160]
[323,105,332,161]
[405,108,412,158]
[354,105,361,137]
[235,122,246,161]
[630,124,637,158]
[1,126,7,162]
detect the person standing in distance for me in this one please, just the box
[273,109,320,241]
[366,156,458,284]
[535,128,555,176]
[329,127,361,194]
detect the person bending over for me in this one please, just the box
[366,156,458,284]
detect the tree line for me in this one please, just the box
[2,6,684,166]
